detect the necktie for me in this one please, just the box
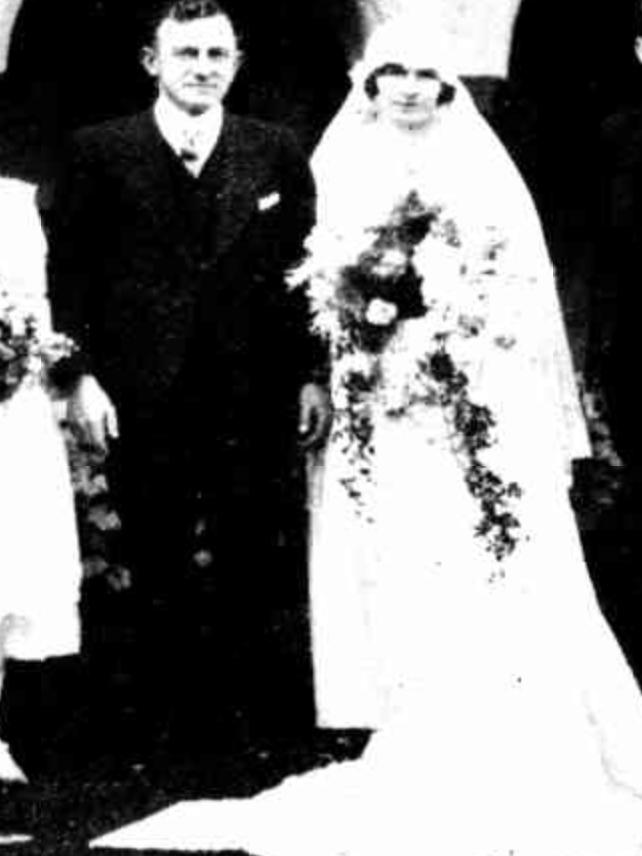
[178,129,201,175]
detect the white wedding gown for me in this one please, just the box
[0,177,82,661]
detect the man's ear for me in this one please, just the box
[140,45,159,78]
[228,48,243,85]
[635,36,642,65]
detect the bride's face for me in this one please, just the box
[373,64,442,131]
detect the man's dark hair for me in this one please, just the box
[636,3,642,38]
[143,0,233,45]
[364,65,456,107]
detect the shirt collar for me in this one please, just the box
[153,93,224,156]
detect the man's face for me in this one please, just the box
[143,14,240,115]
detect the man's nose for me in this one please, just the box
[193,54,214,76]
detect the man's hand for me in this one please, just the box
[67,374,119,452]
[298,382,332,449]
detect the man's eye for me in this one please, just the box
[174,47,198,59]
[208,49,230,61]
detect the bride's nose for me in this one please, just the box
[399,72,424,95]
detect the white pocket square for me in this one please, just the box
[258,192,281,211]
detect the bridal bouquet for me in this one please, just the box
[295,191,448,353]
[0,288,76,403]
[293,193,523,566]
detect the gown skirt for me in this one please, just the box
[0,381,82,661]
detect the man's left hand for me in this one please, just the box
[298,382,332,449]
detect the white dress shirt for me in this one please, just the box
[153,94,224,177]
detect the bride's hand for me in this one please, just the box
[67,374,119,452]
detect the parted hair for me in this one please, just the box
[143,0,233,44]
[363,64,456,106]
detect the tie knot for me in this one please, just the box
[178,127,202,163]
[179,147,198,163]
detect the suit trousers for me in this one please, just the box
[106,393,314,744]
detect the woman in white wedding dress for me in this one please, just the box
[106,18,642,856]
[0,177,82,781]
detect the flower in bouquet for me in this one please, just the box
[364,297,399,326]
[0,289,76,403]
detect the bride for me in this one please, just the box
[98,17,642,856]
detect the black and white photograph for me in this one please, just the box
[1,0,642,853]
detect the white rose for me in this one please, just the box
[365,298,399,326]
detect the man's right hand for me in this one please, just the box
[67,374,119,452]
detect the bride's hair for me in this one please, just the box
[363,64,456,106]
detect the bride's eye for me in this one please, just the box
[416,69,438,80]
[376,63,407,78]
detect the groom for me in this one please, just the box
[46,0,329,751]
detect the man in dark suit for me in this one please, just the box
[46,0,330,754]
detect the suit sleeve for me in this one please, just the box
[274,128,330,386]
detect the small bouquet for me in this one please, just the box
[0,288,76,403]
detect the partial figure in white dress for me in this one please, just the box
[0,177,82,780]
[92,17,642,856]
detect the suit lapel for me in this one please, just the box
[197,114,270,265]
[125,110,190,232]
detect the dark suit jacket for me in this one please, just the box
[45,110,317,427]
